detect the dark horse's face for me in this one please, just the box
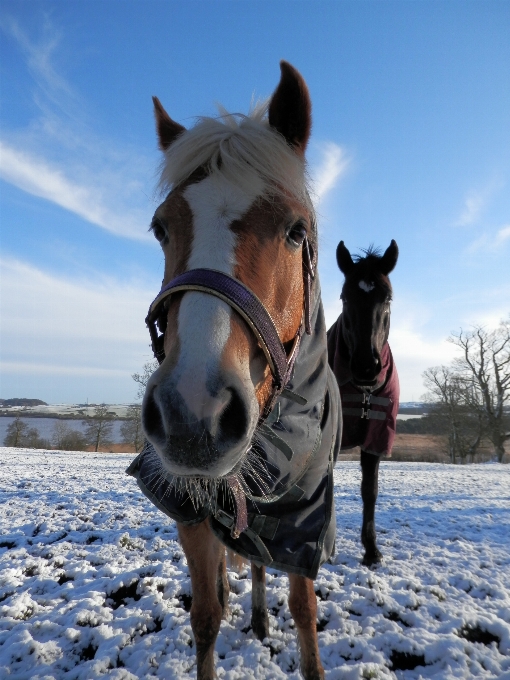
[141,63,314,480]
[336,240,398,387]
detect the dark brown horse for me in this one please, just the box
[327,240,399,566]
[128,62,341,680]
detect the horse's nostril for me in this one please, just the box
[218,387,249,445]
[142,388,165,442]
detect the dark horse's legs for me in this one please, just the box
[360,450,383,566]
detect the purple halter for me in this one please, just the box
[145,237,315,410]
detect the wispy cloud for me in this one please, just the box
[2,16,77,113]
[0,141,150,240]
[0,17,155,240]
[455,180,503,227]
[466,223,510,253]
[1,256,157,376]
[312,142,350,203]
[456,190,487,227]
[495,224,510,245]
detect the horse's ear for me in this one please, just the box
[336,240,354,275]
[268,61,312,155]
[380,239,399,275]
[152,96,186,151]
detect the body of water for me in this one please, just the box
[0,416,125,445]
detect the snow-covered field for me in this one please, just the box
[1,449,509,680]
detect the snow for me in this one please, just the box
[1,448,509,679]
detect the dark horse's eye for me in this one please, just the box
[287,222,307,248]
[152,220,167,243]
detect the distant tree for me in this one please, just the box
[449,319,510,463]
[52,421,88,451]
[3,416,49,448]
[3,416,30,446]
[24,427,50,449]
[82,404,114,452]
[423,366,484,464]
[120,404,144,452]
[132,360,159,401]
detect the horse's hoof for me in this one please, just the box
[362,550,383,567]
[251,614,269,642]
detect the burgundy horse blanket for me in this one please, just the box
[327,317,399,457]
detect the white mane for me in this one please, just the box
[158,102,312,208]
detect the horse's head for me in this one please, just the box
[142,62,315,482]
[336,240,398,387]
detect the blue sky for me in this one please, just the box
[1,0,509,404]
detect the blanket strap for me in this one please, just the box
[342,393,390,406]
[342,407,387,421]
[214,509,275,563]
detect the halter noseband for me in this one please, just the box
[145,237,316,413]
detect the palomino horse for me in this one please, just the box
[127,62,341,680]
[327,240,400,566]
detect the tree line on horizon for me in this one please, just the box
[2,362,157,453]
[2,404,145,453]
[3,317,509,464]
[418,317,510,464]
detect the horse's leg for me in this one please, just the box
[216,552,230,619]
[178,519,224,680]
[360,449,383,566]
[288,574,324,680]
[251,562,269,640]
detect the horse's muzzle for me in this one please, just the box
[350,350,382,386]
[142,374,255,477]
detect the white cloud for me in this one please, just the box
[0,257,158,384]
[466,223,510,253]
[1,17,156,241]
[0,141,151,241]
[0,362,128,378]
[455,181,503,228]
[3,17,76,106]
[456,191,487,227]
[495,224,510,245]
[312,142,350,203]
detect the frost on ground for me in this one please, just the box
[1,449,509,680]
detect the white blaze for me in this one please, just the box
[175,172,264,418]
[359,280,375,293]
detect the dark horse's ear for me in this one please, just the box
[380,240,399,275]
[152,96,186,151]
[336,240,354,275]
[268,61,312,155]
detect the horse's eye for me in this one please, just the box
[152,221,167,243]
[287,222,307,248]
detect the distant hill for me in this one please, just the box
[398,402,432,415]
[0,398,48,407]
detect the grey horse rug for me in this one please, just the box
[127,290,341,579]
[327,316,399,457]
